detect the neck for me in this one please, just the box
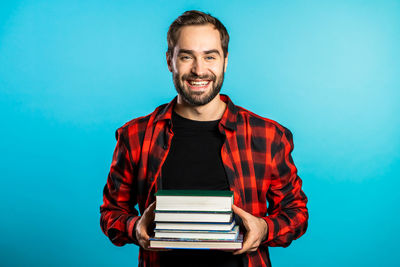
[174,94,227,121]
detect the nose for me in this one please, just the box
[191,59,207,76]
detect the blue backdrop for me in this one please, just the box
[1,0,399,266]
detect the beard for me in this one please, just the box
[172,67,225,106]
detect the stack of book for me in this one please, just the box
[149,190,243,250]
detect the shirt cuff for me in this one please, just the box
[261,216,275,244]
[126,216,141,245]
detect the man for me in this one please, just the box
[100,10,308,267]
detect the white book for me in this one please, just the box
[154,211,232,223]
[155,220,236,231]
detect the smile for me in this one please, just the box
[186,80,211,89]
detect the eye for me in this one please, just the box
[180,55,192,61]
[205,56,216,60]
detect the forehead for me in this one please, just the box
[175,24,222,53]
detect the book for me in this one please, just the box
[155,225,239,240]
[149,234,243,250]
[155,220,236,232]
[155,190,234,212]
[154,210,233,223]
[151,190,242,250]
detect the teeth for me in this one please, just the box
[189,81,209,86]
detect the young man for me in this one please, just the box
[100,10,308,267]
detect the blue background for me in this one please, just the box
[1,0,399,266]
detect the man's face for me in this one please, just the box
[167,24,228,106]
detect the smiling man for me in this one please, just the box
[169,24,227,109]
[100,10,308,267]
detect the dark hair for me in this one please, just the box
[167,10,229,58]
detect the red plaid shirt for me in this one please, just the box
[100,95,308,267]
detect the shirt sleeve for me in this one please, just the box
[262,128,308,247]
[100,128,140,246]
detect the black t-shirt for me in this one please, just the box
[159,111,243,267]
[161,111,229,190]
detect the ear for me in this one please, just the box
[166,52,173,72]
[224,52,229,73]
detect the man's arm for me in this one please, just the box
[100,128,140,246]
[232,127,308,254]
[262,127,308,247]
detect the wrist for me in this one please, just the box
[259,217,268,241]
[126,216,141,243]
[133,218,140,239]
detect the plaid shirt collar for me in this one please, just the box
[153,94,238,131]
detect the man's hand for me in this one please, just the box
[134,201,156,250]
[232,204,268,255]
[134,201,170,251]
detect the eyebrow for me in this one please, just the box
[178,49,221,56]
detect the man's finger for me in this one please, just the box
[139,238,150,250]
[141,229,150,241]
[234,237,258,255]
[233,242,251,254]
[232,204,249,221]
[148,201,156,210]
[140,201,156,230]
[144,201,157,215]
[233,231,252,255]
[249,246,258,252]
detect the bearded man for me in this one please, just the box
[100,10,308,267]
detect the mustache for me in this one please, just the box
[181,73,216,82]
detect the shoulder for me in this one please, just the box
[115,103,168,139]
[235,105,292,138]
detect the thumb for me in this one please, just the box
[141,201,156,227]
[147,201,157,211]
[144,201,156,217]
[232,204,248,220]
